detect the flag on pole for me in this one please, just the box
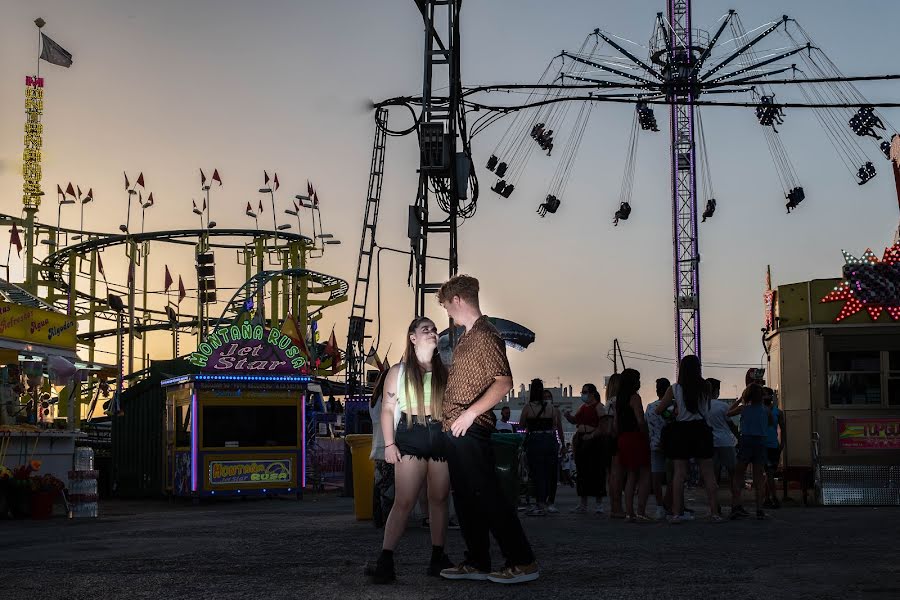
[258,199,264,214]
[245,202,254,216]
[39,33,73,68]
[313,190,320,208]
[57,184,64,199]
[324,329,337,358]
[9,223,22,257]
[86,188,93,200]
[307,180,314,197]
[293,199,300,212]
[264,171,270,185]
[98,253,106,279]
[164,265,173,292]
[76,185,82,199]
[136,172,145,188]
[145,192,154,207]
[212,169,222,185]
[280,314,310,359]
[273,173,280,191]
[65,182,75,197]
[177,276,186,304]
[124,172,130,190]
[202,197,207,211]
[200,169,207,187]
[365,349,384,372]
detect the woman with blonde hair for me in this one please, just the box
[366,317,454,584]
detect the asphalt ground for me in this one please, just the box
[2,486,899,600]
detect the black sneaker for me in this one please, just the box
[729,506,749,520]
[368,557,396,584]
[427,553,454,577]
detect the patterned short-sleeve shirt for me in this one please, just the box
[442,316,512,432]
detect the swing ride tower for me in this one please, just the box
[660,0,702,359]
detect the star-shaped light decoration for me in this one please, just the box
[820,240,900,322]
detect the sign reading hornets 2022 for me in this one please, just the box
[189,324,307,373]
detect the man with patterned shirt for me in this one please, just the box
[436,275,539,585]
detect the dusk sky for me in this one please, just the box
[2,1,899,401]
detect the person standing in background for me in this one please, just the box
[763,387,786,509]
[705,378,738,496]
[646,377,671,520]
[564,383,609,514]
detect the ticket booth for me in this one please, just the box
[161,324,313,499]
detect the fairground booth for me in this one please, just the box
[161,323,316,499]
[764,239,900,505]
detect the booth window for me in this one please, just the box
[827,351,881,406]
[176,405,192,447]
[890,351,900,406]
[202,405,298,447]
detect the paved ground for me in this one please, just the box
[3,486,899,600]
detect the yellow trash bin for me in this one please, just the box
[345,434,374,520]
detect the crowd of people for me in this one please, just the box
[363,274,786,586]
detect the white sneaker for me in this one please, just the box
[546,504,559,514]
[654,506,666,520]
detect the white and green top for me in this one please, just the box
[396,364,433,415]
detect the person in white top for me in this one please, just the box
[495,405,514,432]
[704,378,738,491]
[655,355,721,523]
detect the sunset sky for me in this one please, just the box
[2,0,899,400]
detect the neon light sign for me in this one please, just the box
[820,241,900,322]
[188,324,307,372]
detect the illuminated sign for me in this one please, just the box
[820,242,900,323]
[208,459,292,485]
[23,76,44,208]
[188,324,307,372]
[837,418,900,450]
[0,300,77,350]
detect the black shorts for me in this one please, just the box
[664,420,714,460]
[766,446,782,469]
[395,414,446,461]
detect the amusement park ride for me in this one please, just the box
[343,0,900,395]
[2,23,349,424]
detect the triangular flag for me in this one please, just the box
[202,197,207,211]
[124,172,130,190]
[65,182,75,197]
[9,223,23,257]
[136,172,145,188]
[293,199,300,212]
[246,202,253,216]
[258,199,264,214]
[77,185,82,199]
[324,329,336,357]
[97,253,106,279]
[365,349,383,371]
[382,350,391,372]
[212,169,222,185]
[264,171,270,185]
[307,180,314,197]
[178,276,186,304]
[192,199,198,212]
[146,192,154,207]
[313,190,320,208]
[86,188,93,200]
[200,169,207,187]
[280,314,310,359]
[164,265,173,292]
[57,184,64,199]
[273,173,280,191]
[39,33,73,68]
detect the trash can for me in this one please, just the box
[345,434,375,520]
[492,433,524,508]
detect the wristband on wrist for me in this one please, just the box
[385,443,396,448]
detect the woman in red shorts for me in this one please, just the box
[614,368,652,522]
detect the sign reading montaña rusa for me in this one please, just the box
[189,324,307,373]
